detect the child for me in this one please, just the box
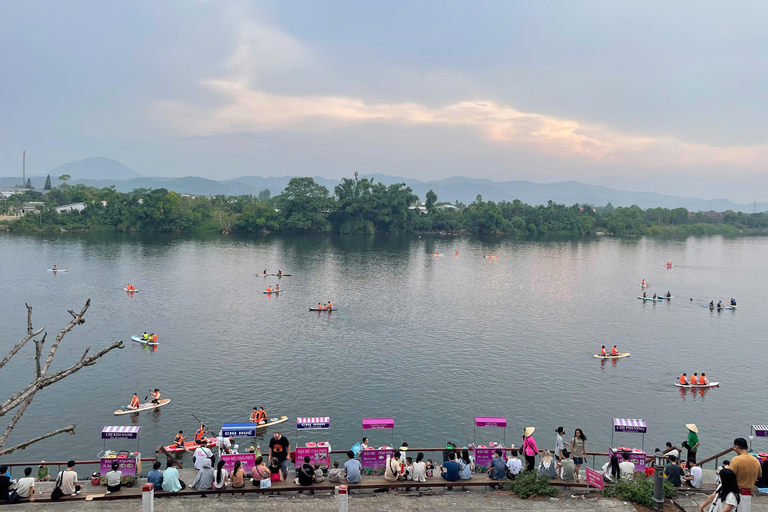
[313,463,324,483]
[426,459,435,478]
[404,457,414,481]
[328,461,343,483]
[269,458,282,482]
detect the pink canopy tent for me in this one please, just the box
[474,417,507,446]
[362,418,395,446]
[611,418,646,450]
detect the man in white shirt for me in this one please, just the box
[16,467,37,501]
[618,452,635,480]
[506,449,523,479]
[684,460,702,488]
[193,445,213,470]
[665,442,680,461]
[216,433,232,455]
[58,460,81,496]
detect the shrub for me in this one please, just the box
[601,475,676,506]
[502,470,560,499]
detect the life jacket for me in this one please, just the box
[130,396,140,407]
[601,348,606,356]
[328,303,333,309]
[143,333,148,340]
[679,375,686,385]
[267,287,272,292]
[250,411,258,422]
[611,347,618,356]
[152,335,158,342]
[257,410,267,423]
[154,391,161,400]
[690,375,698,385]
[175,434,184,445]
[195,429,204,442]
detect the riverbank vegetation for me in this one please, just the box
[2,175,767,237]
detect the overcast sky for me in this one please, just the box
[1,1,766,201]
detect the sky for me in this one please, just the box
[0,0,766,202]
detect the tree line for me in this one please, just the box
[2,174,767,237]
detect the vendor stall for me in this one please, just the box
[473,417,507,468]
[610,418,646,472]
[295,417,331,469]
[360,418,395,470]
[219,423,257,472]
[98,426,142,487]
[750,424,768,451]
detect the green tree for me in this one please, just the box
[26,178,34,190]
[58,174,71,183]
[44,175,52,190]
[425,189,437,212]
[275,177,334,232]
[258,189,271,201]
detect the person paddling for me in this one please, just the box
[690,373,699,385]
[142,332,149,340]
[653,293,657,300]
[275,284,280,291]
[679,373,688,385]
[717,300,723,309]
[317,303,322,310]
[600,346,607,357]
[643,291,647,298]
[730,298,737,306]
[127,393,140,410]
[700,373,709,385]
[174,430,186,449]
[266,286,272,293]
[194,422,207,445]
[611,345,618,356]
[709,301,714,310]
[642,279,646,286]
[151,388,161,405]
[666,291,672,298]
[328,301,333,310]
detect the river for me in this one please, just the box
[1,232,766,464]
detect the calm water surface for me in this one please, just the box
[1,233,767,464]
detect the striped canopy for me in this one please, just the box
[613,418,647,433]
[753,425,768,437]
[297,417,330,430]
[102,426,142,439]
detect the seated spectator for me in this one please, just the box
[230,460,246,489]
[269,458,282,483]
[58,460,82,497]
[506,449,522,480]
[105,462,123,494]
[404,457,414,481]
[36,462,51,482]
[602,455,620,483]
[664,455,684,487]
[297,456,315,486]
[313,463,324,483]
[0,466,11,502]
[384,451,404,482]
[441,452,461,482]
[213,460,229,490]
[191,459,214,491]
[161,461,186,492]
[560,453,575,481]
[683,459,702,489]
[16,467,37,501]
[412,453,427,482]
[538,450,558,478]
[344,451,362,484]
[619,452,635,481]
[328,461,344,483]
[459,450,474,480]
[489,449,507,480]
[147,461,164,488]
[250,456,268,484]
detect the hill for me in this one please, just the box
[48,157,141,180]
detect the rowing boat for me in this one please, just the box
[264,289,282,294]
[114,398,171,415]
[310,308,336,312]
[674,382,719,389]
[594,353,630,359]
[163,437,217,453]
[131,336,158,346]
[638,297,663,302]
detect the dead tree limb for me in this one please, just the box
[0,299,123,453]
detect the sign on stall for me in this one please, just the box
[360,449,394,469]
[474,448,496,468]
[295,446,331,468]
[221,453,256,473]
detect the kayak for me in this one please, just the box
[594,353,630,359]
[270,273,291,277]
[638,297,663,302]
[114,398,171,415]
[310,308,336,312]
[674,382,720,389]
[263,289,282,294]
[163,437,217,453]
[47,269,68,272]
[124,288,139,292]
[131,336,158,346]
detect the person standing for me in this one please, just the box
[555,427,569,471]
[729,437,762,512]
[571,428,587,482]
[268,431,290,481]
[522,427,539,472]
[698,468,740,512]
[683,424,700,463]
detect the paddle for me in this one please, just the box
[144,389,153,401]
[191,413,212,435]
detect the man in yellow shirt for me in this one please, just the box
[730,437,761,512]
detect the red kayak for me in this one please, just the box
[163,437,217,453]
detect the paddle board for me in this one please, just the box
[659,296,673,300]
[257,273,269,277]
[638,297,663,302]
[47,269,68,272]
[702,305,736,310]
[114,398,171,415]
[258,416,288,428]
[594,353,630,359]
[163,437,217,453]
[640,283,650,287]
[131,336,158,346]
[263,289,282,294]
[124,288,139,292]
[310,308,336,312]
[674,382,719,389]
[270,273,291,277]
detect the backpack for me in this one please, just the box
[50,472,64,500]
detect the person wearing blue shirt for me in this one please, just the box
[147,461,163,488]
[344,451,362,484]
[489,449,508,480]
[440,452,460,481]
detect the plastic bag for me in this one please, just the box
[351,442,361,458]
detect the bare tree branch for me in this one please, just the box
[0,396,35,448]
[42,299,90,376]
[34,333,46,379]
[0,425,76,457]
[0,304,44,372]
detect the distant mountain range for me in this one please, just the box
[1,157,765,213]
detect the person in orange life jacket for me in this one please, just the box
[601,346,607,356]
[150,333,158,343]
[249,407,259,423]
[328,301,333,310]
[257,407,267,424]
[174,430,186,448]
[266,286,272,292]
[690,374,699,385]
[700,373,709,385]
[611,346,618,356]
[275,284,280,291]
[195,422,206,444]
[680,373,688,385]
[128,393,140,410]
[151,389,161,405]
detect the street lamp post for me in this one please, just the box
[653,449,665,511]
